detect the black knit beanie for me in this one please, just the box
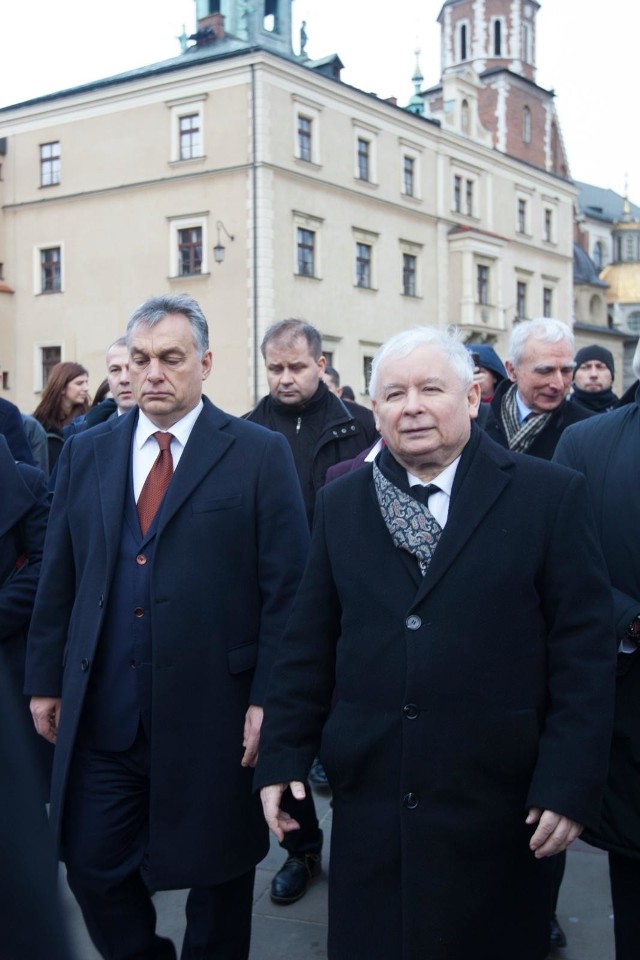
[573,345,615,381]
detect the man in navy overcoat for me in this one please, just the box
[26,294,309,960]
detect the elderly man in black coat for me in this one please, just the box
[256,326,616,960]
[554,341,640,960]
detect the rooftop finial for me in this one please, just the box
[407,48,424,116]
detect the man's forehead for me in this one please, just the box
[521,338,573,364]
[265,336,315,363]
[130,316,193,352]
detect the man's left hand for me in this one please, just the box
[241,705,263,767]
[526,807,583,858]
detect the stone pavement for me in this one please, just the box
[62,788,615,960]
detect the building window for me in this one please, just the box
[403,155,415,196]
[41,346,62,387]
[168,97,206,163]
[466,179,474,216]
[40,247,61,292]
[297,115,312,162]
[356,243,372,288]
[402,254,417,297]
[458,22,469,61]
[40,142,60,187]
[178,227,203,276]
[544,208,553,243]
[522,106,531,144]
[179,114,201,161]
[522,23,532,63]
[517,198,527,234]
[493,19,502,56]
[296,228,315,277]
[543,287,553,317]
[454,175,462,213]
[477,265,489,305]
[516,281,527,319]
[593,240,604,269]
[357,138,370,181]
[363,355,374,394]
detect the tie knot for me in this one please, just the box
[154,431,173,451]
[411,483,440,505]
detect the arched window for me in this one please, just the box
[493,20,502,56]
[522,106,531,144]
[461,99,470,134]
[522,23,532,62]
[459,23,468,61]
[589,295,602,320]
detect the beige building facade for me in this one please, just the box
[0,0,576,415]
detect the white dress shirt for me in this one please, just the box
[407,456,461,529]
[132,400,203,502]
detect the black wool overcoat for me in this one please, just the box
[256,426,616,960]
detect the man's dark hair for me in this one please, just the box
[325,366,340,387]
[260,319,322,360]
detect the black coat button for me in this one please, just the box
[403,704,419,720]
[80,658,90,672]
[406,615,422,631]
[134,607,144,618]
[403,792,419,809]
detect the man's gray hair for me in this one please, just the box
[369,326,474,400]
[508,318,574,368]
[106,335,127,355]
[260,319,322,360]
[126,294,209,357]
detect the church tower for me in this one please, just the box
[195,0,294,59]
[423,0,569,178]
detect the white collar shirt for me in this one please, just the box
[132,400,203,502]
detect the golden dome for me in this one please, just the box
[600,263,640,304]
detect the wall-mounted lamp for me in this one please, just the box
[213,220,235,264]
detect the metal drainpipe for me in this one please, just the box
[251,62,259,405]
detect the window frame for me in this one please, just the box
[178,113,202,162]
[34,243,64,294]
[168,96,207,164]
[168,215,209,278]
[296,226,316,277]
[177,225,204,277]
[477,264,490,306]
[297,114,313,163]
[39,141,60,187]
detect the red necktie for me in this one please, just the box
[137,432,174,536]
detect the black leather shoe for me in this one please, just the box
[308,757,331,791]
[550,914,567,949]
[270,852,322,904]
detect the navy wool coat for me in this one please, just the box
[25,398,309,889]
[554,387,640,859]
[256,426,616,960]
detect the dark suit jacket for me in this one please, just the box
[256,426,616,960]
[25,398,309,889]
[483,378,593,459]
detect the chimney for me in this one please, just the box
[196,12,225,41]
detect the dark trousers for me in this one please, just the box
[609,851,640,960]
[279,783,322,856]
[63,726,254,960]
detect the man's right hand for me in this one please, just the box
[260,782,306,842]
[30,697,62,743]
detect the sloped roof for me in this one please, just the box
[576,182,640,223]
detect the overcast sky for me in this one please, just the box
[1,1,637,197]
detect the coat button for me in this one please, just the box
[403,703,419,720]
[134,607,144,618]
[406,615,422,631]
[98,594,104,608]
[80,658,90,671]
[136,554,147,565]
[403,792,419,809]
[129,659,137,669]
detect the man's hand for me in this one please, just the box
[241,705,263,768]
[260,782,306,842]
[526,807,583,858]
[30,697,62,744]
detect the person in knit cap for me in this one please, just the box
[571,345,618,413]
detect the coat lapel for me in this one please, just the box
[412,429,514,603]
[93,411,137,576]
[154,399,235,536]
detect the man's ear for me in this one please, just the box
[505,360,518,384]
